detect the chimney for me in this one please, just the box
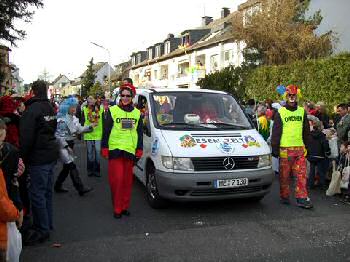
[202,16,213,26]
[221,7,230,18]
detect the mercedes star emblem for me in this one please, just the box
[223,157,235,170]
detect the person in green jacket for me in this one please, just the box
[82,96,103,177]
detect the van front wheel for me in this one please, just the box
[146,165,168,209]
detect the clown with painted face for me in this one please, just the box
[101,83,143,219]
[271,85,313,209]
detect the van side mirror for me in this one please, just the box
[143,123,151,137]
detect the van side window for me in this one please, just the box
[138,95,151,136]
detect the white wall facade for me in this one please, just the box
[95,63,115,85]
[130,41,244,89]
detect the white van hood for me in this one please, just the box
[161,129,270,157]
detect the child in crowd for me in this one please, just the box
[340,141,350,202]
[307,115,331,190]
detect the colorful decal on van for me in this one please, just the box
[217,141,235,154]
[242,135,261,148]
[180,135,197,148]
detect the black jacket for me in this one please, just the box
[307,130,331,162]
[315,111,330,129]
[0,142,22,211]
[19,97,59,165]
[271,103,310,157]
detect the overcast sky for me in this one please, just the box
[3,0,349,84]
[5,0,246,83]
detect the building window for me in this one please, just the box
[155,46,161,57]
[165,41,171,54]
[153,70,158,80]
[148,49,153,60]
[210,55,219,72]
[181,34,190,46]
[178,61,189,77]
[224,50,232,62]
[137,54,142,64]
[160,65,168,80]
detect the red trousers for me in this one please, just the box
[279,147,308,199]
[108,158,134,214]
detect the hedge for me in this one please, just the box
[245,53,350,107]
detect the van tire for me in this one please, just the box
[146,164,168,209]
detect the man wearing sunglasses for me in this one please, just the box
[101,83,143,219]
[271,85,312,209]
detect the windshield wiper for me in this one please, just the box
[161,122,213,128]
[210,123,251,129]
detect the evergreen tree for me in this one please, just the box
[0,0,44,46]
[81,58,96,97]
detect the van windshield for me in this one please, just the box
[151,92,252,130]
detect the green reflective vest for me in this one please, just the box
[108,105,140,154]
[83,106,103,140]
[279,106,305,147]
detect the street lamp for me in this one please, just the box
[90,41,111,94]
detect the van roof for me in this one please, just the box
[136,88,227,95]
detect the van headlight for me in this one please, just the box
[162,156,194,171]
[257,154,271,168]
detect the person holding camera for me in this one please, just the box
[101,83,143,219]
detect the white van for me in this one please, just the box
[134,88,273,208]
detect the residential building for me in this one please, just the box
[51,74,70,89]
[129,7,243,89]
[110,61,131,86]
[80,62,114,86]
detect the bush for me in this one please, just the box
[245,53,350,108]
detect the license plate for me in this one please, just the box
[214,178,248,188]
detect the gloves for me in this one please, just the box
[17,158,25,177]
[101,148,109,159]
[135,149,143,159]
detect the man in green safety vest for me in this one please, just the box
[82,96,103,177]
[271,85,313,209]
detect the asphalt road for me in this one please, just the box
[21,142,350,262]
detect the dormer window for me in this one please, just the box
[148,49,153,60]
[182,34,190,46]
[155,46,161,57]
[137,54,142,64]
[165,41,171,54]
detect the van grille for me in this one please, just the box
[191,156,259,171]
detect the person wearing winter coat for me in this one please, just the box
[54,97,94,196]
[336,104,350,145]
[0,118,21,261]
[307,115,331,190]
[19,80,58,246]
[101,83,143,219]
